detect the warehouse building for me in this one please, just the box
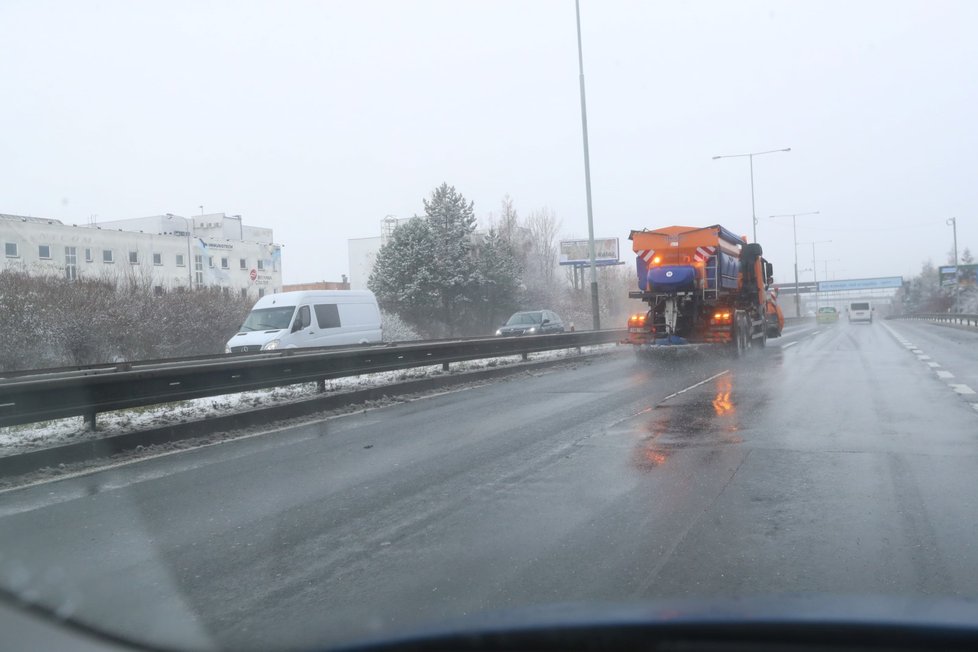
[0,212,282,298]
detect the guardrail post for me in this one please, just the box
[84,411,97,431]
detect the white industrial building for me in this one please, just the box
[348,216,407,290]
[1,212,282,298]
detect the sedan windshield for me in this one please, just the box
[506,312,543,325]
[240,307,295,332]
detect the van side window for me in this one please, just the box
[314,304,341,328]
[296,305,311,329]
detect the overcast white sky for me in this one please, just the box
[2,0,976,284]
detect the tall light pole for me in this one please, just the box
[800,240,831,311]
[819,257,842,280]
[713,148,791,242]
[770,210,819,317]
[574,0,599,329]
[947,217,959,313]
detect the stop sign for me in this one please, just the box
[249,268,258,281]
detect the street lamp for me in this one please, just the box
[575,0,599,329]
[800,240,831,311]
[770,210,819,317]
[166,213,194,288]
[819,257,842,280]
[713,147,791,243]
[948,217,959,312]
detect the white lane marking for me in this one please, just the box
[881,322,978,409]
[927,362,941,368]
[781,341,799,350]
[658,370,730,404]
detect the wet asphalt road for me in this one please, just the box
[2,319,978,650]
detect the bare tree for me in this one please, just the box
[517,207,562,309]
[498,194,519,244]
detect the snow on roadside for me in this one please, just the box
[0,344,617,457]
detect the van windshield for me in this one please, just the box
[240,306,296,332]
[851,303,870,311]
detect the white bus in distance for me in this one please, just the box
[225,290,383,353]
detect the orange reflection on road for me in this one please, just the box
[636,448,669,469]
[712,374,735,417]
[631,372,743,473]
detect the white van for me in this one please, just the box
[225,290,383,353]
[848,301,873,323]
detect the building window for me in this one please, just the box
[84,248,93,262]
[153,253,163,266]
[64,247,77,281]
[194,255,203,287]
[239,258,247,270]
[257,259,264,271]
[257,288,265,298]
[240,288,248,299]
[103,249,114,263]
[38,245,51,259]
[4,242,17,258]
[208,256,215,268]
[129,251,139,265]
[176,254,185,267]
[221,257,229,269]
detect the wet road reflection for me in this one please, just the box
[633,373,743,471]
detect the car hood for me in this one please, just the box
[337,596,978,651]
[225,328,287,348]
[498,325,539,333]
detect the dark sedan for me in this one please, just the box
[495,310,565,336]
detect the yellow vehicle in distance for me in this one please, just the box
[816,306,840,324]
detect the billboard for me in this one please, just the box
[559,237,620,265]
[939,266,957,287]
[940,264,978,287]
[817,276,903,292]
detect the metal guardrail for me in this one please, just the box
[900,313,978,327]
[0,330,625,428]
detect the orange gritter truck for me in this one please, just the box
[626,224,784,353]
